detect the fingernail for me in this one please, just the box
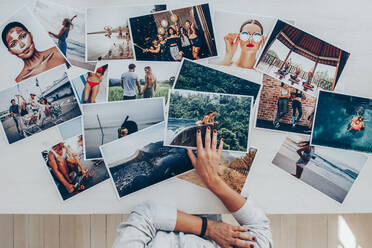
[213,129,217,133]
[250,244,254,248]
[221,138,224,142]
[197,129,201,133]
[207,126,210,130]
[253,237,257,242]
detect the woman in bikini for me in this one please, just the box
[83,65,107,103]
[348,112,366,132]
[2,22,67,83]
[219,19,265,69]
[143,66,156,98]
[196,111,219,126]
[48,15,77,56]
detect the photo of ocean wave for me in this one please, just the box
[272,135,368,203]
[165,118,197,145]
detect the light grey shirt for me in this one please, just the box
[112,195,272,248]
[121,71,138,97]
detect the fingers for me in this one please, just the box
[232,231,256,242]
[211,129,218,150]
[196,129,203,154]
[232,225,250,232]
[205,126,211,152]
[217,138,224,156]
[186,148,197,167]
[233,239,255,248]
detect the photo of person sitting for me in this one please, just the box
[196,110,219,126]
[348,111,366,132]
[83,65,107,104]
[1,21,68,82]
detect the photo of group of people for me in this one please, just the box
[0,7,69,88]
[108,60,179,102]
[86,5,166,62]
[70,64,109,104]
[41,134,109,201]
[129,4,217,61]
[255,19,350,96]
[0,65,81,144]
[165,90,252,152]
[272,135,367,203]
[255,74,316,135]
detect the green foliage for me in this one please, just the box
[169,91,251,151]
[175,60,260,100]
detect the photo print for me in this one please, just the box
[86,4,166,62]
[70,64,108,104]
[108,60,179,102]
[255,74,316,135]
[272,135,368,203]
[174,59,261,102]
[0,65,81,144]
[0,6,70,88]
[32,0,95,71]
[82,97,165,160]
[100,122,193,198]
[178,148,258,194]
[255,19,350,97]
[129,3,217,61]
[209,11,276,72]
[311,90,372,153]
[41,134,109,201]
[165,89,253,152]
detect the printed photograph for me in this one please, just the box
[70,64,108,104]
[108,60,179,102]
[272,135,368,203]
[165,90,252,152]
[174,59,261,101]
[41,134,109,201]
[311,91,372,153]
[129,4,217,61]
[209,11,276,72]
[32,0,95,71]
[100,122,193,198]
[178,148,257,194]
[255,74,316,134]
[255,19,350,96]
[0,65,81,144]
[57,116,82,140]
[83,97,165,160]
[86,5,166,62]
[0,7,69,87]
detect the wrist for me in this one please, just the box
[206,176,225,193]
[205,219,215,239]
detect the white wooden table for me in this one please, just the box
[0,0,371,214]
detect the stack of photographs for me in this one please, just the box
[4,1,370,207]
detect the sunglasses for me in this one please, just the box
[240,32,262,43]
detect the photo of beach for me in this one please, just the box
[272,135,368,203]
[165,89,252,152]
[82,98,165,160]
[100,122,193,198]
[311,90,372,153]
[32,0,95,71]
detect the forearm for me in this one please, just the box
[174,210,202,235]
[219,53,234,66]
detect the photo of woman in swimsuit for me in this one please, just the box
[1,20,68,83]
[83,65,108,104]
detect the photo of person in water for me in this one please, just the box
[209,11,276,73]
[0,7,69,86]
[256,75,316,135]
[311,90,372,153]
[272,135,368,203]
[129,4,217,61]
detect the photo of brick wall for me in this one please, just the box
[255,74,316,135]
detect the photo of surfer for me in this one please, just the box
[41,134,109,201]
[311,90,372,153]
[100,122,193,198]
[0,7,70,88]
[129,4,217,61]
[273,135,368,203]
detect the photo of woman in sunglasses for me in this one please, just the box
[210,11,276,71]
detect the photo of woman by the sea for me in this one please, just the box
[311,90,372,153]
[48,15,77,56]
[0,7,69,86]
[272,135,368,203]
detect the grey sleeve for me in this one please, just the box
[112,201,177,248]
[232,195,273,248]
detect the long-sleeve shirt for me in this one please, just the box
[112,195,273,248]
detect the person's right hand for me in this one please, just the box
[223,33,240,58]
[206,220,256,248]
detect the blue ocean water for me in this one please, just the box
[67,39,85,60]
[167,118,197,133]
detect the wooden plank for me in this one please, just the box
[75,215,90,248]
[60,215,75,248]
[91,215,106,248]
[295,214,327,248]
[267,215,281,247]
[28,215,44,248]
[0,215,13,248]
[327,214,339,248]
[280,215,297,248]
[43,215,60,248]
[342,213,372,248]
[106,214,122,248]
[14,215,28,248]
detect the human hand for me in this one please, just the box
[82,169,87,177]
[186,126,223,189]
[206,220,256,248]
[223,33,240,57]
